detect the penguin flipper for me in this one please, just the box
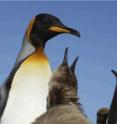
[0,83,8,118]
[0,37,35,118]
[0,61,22,118]
[107,70,117,124]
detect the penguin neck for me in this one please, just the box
[1,47,52,124]
[23,47,48,69]
[13,47,51,88]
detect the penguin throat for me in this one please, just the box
[1,48,52,124]
[16,47,50,80]
[24,48,48,66]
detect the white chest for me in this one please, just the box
[1,52,52,124]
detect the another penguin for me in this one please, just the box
[97,107,109,124]
[32,104,91,124]
[32,48,91,124]
[42,48,90,122]
[0,13,80,124]
[107,70,117,124]
[47,48,83,112]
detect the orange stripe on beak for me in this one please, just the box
[49,26,70,33]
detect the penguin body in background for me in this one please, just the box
[98,70,117,124]
[107,70,117,124]
[47,48,83,111]
[97,107,109,124]
[0,14,80,124]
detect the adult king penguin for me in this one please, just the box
[0,13,80,124]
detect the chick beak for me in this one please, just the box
[49,25,80,37]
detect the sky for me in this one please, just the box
[0,1,117,123]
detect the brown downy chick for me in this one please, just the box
[32,48,91,124]
[97,107,109,124]
[32,104,91,124]
[47,48,83,113]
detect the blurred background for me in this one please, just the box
[0,1,117,123]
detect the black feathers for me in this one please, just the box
[70,56,79,74]
[107,70,117,124]
[97,107,109,124]
[111,70,117,79]
[29,14,80,48]
[62,47,68,65]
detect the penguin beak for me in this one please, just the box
[49,25,80,37]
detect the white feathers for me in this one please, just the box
[1,50,52,124]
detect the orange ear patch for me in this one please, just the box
[26,17,36,42]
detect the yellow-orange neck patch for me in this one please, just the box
[20,47,50,78]
[1,48,52,124]
[24,48,48,65]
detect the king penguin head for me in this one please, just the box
[26,13,80,49]
[17,13,80,63]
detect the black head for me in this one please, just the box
[97,107,109,124]
[26,13,80,48]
